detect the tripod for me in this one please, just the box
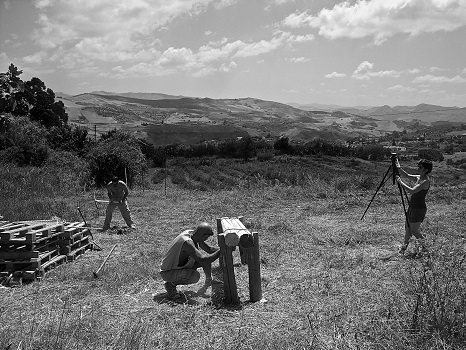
[361,153,410,229]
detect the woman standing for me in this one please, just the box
[395,159,433,254]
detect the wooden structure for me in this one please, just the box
[0,220,94,286]
[217,217,262,304]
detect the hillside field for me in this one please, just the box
[0,156,465,350]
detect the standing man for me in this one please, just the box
[160,222,221,300]
[102,175,135,231]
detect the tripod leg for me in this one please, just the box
[361,165,392,221]
[397,183,410,230]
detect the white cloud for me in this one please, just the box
[287,57,311,63]
[0,53,13,70]
[325,71,346,78]
[413,74,466,83]
[408,68,421,74]
[282,0,466,45]
[25,0,299,78]
[291,34,314,42]
[233,36,285,58]
[30,0,218,62]
[22,51,48,64]
[352,61,401,79]
[387,84,416,92]
[274,0,296,4]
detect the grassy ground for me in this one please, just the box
[0,157,465,349]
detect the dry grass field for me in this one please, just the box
[0,156,465,350]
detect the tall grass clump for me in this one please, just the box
[0,151,89,220]
[405,242,466,344]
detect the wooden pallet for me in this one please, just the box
[0,249,61,270]
[0,220,94,285]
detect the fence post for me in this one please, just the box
[247,231,262,302]
[217,218,239,304]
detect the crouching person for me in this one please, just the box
[160,222,220,300]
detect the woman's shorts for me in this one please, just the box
[407,207,427,223]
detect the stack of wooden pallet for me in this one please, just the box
[0,220,94,285]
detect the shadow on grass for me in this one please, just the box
[152,266,225,306]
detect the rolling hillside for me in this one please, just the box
[57,92,465,145]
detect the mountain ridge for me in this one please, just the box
[57,91,465,145]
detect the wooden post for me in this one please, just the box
[238,216,248,265]
[247,232,262,302]
[217,218,239,304]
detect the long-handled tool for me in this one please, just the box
[77,206,102,251]
[93,244,117,278]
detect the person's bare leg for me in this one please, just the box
[400,220,411,253]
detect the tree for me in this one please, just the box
[237,136,256,161]
[274,136,291,154]
[1,65,68,127]
[86,140,147,187]
[0,64,29,116]
[26,77,68,127]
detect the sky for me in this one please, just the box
[1,0,466,107]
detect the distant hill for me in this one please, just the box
[56,92,466,145]
[89,91,186,100]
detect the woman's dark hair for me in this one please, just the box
[418,159,433,174]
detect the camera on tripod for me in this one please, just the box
[361,151,410,224]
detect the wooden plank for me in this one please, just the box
[66,242,92,261]
[0,224,26,233]
[2,223,46,235]
[39,254,67,272]
[64,222,86,229]
[61,226,89,239]
[0,250,40,260]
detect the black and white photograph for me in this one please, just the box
[1,0,465,349]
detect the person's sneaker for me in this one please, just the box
[169,292,186,302]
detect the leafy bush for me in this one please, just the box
[86,140,147,187]
[354,144,391,161]
[0,116,49,166]
[257,150,274,161]
[46,124,90,155]
[418,148,444,162]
